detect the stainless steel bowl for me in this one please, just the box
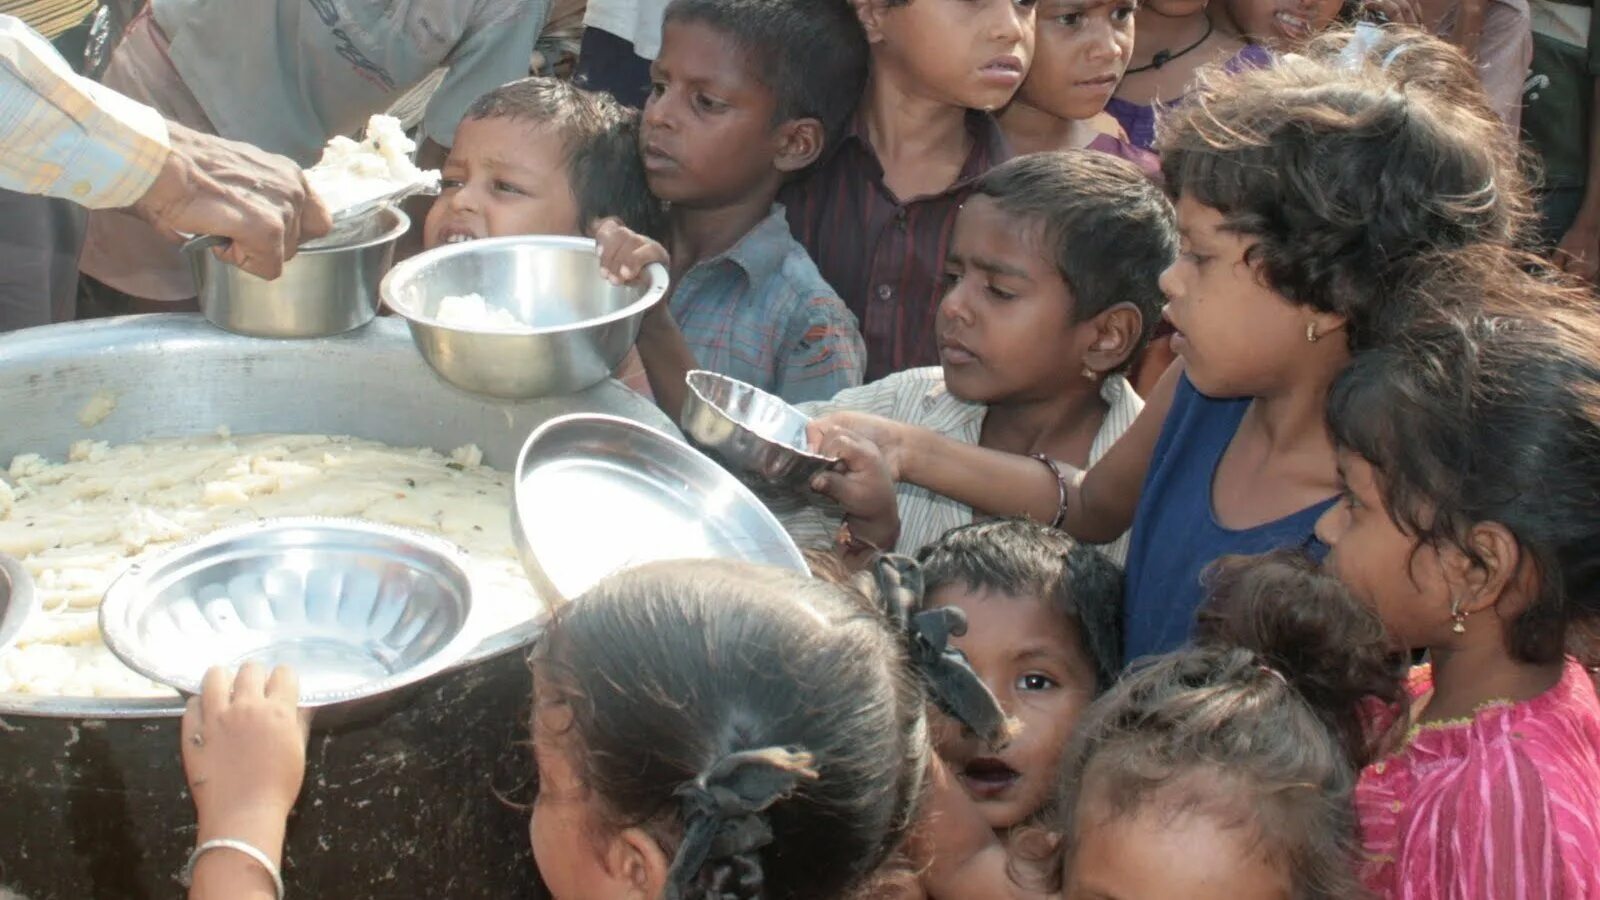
[0,553,36,655]
[512,413,808,605]
[680,370,838,491]
[186,206,408,339]
[99,518,479,707]
[380,235,668,400]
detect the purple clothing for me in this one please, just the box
[1108,42,1274,150]
[1086,132,1162,182]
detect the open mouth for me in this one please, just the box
[641,142,676,171]
[959,757,1021,799]
[1274,10,1313,36]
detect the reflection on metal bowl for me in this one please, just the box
[0,553,35,655]
[679,370,838,492]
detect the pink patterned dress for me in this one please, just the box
[1356,658,1600,899]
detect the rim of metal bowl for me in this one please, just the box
[97,516,483,708]
[0,551,38,656]
[684,369,836,467]
[380,235,668,336]
[299,205,411,254]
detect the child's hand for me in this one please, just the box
[182,663,312,840]
[809,412,912,479]
[810,428,901,558]
[592,217,669,286]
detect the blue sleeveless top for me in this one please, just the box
[1122,375,1336,661]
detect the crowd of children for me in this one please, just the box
[162,0,1600,894]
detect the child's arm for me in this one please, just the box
[809,427,901,569]
[810,362,1183,544]
[917,755,1057,900]
[593,218,699,418]
[181,664,311,900]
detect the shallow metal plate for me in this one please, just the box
[0,554,36,655]
[512,414,807,604]
[99,518,480,707]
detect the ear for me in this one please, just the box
[1309,308,1349,345]
[1080,302,1143,376]
[607,826,673,900]
[852,0,889,44]
[1452,521,1524,619]
[773,118,826,174]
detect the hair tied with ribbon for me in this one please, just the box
[872,555,1015,750]
[663,747,819,900]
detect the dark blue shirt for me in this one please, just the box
[1122,374,1336,661]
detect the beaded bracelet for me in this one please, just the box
[180,838,285,900]
[1029,453,1069,529]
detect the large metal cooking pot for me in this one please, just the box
[0,314,674,898]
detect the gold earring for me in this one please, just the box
[1306,321,1320,343]
[1082,365,1099,381]
[1450,601,1468,635]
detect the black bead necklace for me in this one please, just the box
[1124,15,1215,73]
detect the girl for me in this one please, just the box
[1315,270,1600,897]
[812,41,1523,660]
[1223,0,1345,47]
[180,557,1010,899]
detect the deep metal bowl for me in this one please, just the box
[680,370,838,491]
[0,553,36,655]
[512,413,808,605]
[186,206,408,339]
[380,235,668,400]
[99,518,479,708]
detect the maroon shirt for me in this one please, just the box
[781,111,1010,380]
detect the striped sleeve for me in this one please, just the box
[0,15,169,209]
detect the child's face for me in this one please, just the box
[930,584,1096,830]
[640,21,789,208]
[938,195,1101,404]
[1316,450,1457,652]
[1224,0,1342,46]
[865,0,1036,112]
[423,117,582,249]
[1018,0,1136,121]
[1158,194,1337,397]
[1064,799,1293,900]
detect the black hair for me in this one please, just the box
[464,77,666,237]
[970,151,1178,360]
[1325,263,1600,665]
[662,0,868,149]
[1157,30,1526,351]
[531,557,1008,900]
[1043,550,1400,899]
[917,518,1124,692]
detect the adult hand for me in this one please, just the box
[807,411,912,479]
[182,663,312,842]
[1554,219,1600,284]
[131,123,332,280]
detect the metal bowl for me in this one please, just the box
[512,413,808,605]
[380,235,668,400]
[186,206,408,339]
[0,553,36,655]
[98,517,479,707]
[680,370,838,491]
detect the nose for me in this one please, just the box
[990,0,1031,45]
[447,179,481,214]
[1157,259,1184,304]
[1084,19,1123,63]
[939,278,977,325]
[1313,501,1346,547]
[642,87,674,131]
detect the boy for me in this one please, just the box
[626,0,869,406]
[918,519,1121,832]
[800,151,1176,564]
[780,0,1036,379]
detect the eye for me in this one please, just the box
[439,177,464,190]
[1017,672,1058,691]
[1015,0,1039,9]
[1056,11,1082,25]
[985,281,1018,301]
[693,93,727,113]
[939,270,962,291]
[1113,2,1137,20]
[648,80,666,99]
[494,180,527,196]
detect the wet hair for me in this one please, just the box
[1326,263,1600,665]
[662,0,868,149]
[1157,29,1526,350]
[917,519,1124,692]
[1042,551,1400,899]
[531,557,1009,900]
[463,77,665,237]
[970,152,1178,359]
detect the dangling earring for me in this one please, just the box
[1306,321,1320,343]
[1081,365,1099,381]
[1450,599,1468,634]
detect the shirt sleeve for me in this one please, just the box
[421,0,551,147]
[773,295,867,405]
[1473,0,1534,133]
[0,15,169,209]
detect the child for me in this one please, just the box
[918,520,1122,835]
[1106,0,1271,151]
[422,77,663,251]
[779,0,1035,378]
[798,150,1174,564]
[811,44,1525,660]
[999,0,1160,179]
[1224,0,1345,47]
[1314,271,1600,897]
[920,551,1393,899]
[178,557,1010,899]
[631,0,868,405]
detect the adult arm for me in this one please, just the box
[1554,86,1600,283]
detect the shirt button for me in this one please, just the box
[1389,801,1403,813]
[72,181,91,198]
[1373,762,1385,774]
[876,284,893,301]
